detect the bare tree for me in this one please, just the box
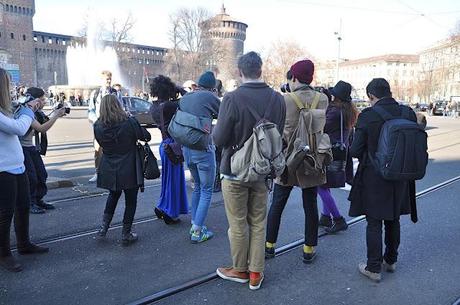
[106,12,136,45]
[262,40,314,88]
[164,7,224,83]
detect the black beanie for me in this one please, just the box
[366,78,391,99]
[26,87,45,99]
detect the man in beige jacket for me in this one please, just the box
[265,59,329,263]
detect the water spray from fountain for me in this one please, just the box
[66,10,124,87]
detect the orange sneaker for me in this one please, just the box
[216,267,249,283]
[249,272,264,290]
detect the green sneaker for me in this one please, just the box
[191,227,214,244]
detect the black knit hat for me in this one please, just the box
[366,78,391,98]
[26,87,45,99]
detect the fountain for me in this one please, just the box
[49,11,124,103]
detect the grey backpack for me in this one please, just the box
[230,93,285,186]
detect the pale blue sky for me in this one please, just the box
[34,0,460,60]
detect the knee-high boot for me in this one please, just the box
[121,222,138,247]
[0,211,22,272]
[15,208,49,255]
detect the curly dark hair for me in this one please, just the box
[150,75,177,101]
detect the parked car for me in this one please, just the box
[121,96,156,127]
[418,103,428,112]
[432,100,447,116]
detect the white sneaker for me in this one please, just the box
[89,174,98,183]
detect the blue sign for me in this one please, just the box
[7,69,20,84]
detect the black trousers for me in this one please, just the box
[0,172,32,257]
[266,184,318,246]
[103,188,139,225]
[23,146,48,206]
[366,216,400,273]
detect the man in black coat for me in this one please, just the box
[348,78,417,282]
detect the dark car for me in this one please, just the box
[418,103,428,112]
[432,100,447,116]
[122,96,156,127]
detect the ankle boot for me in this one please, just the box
[325,216,348,234]
[98,214,113,237]
[319,214,332,227]
[121,224,138,247]
[14,208,49,255]
[0,255,22,272]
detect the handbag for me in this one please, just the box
[326,110,347,186]
[168,109,212,151]
[159,102,184,164]
[129,118,160,181]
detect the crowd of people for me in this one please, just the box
[0,50,425,291]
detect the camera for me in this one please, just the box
[280,83,291,93]
[57,103,71,114]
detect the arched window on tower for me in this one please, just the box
[5,4,9,12]
[14,6,18,13]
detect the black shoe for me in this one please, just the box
[163,215,181,225]
[319,214,332,227]
[154,207,164,220]
[36,200,55,210]
[325,217,348,234]
[121,225,138,247]
[17,243,49,255]
[265,246,275,259]
[303,251,317,264]
[30,204,45,214]
[0,255,22,272]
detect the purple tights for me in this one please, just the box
[318,186,341,218]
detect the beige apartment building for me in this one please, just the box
[418,35,460,102]
[316,55,419,102]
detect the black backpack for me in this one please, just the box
[370,106,428,181]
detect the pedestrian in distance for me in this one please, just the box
[88,70,118,183]
[0,68,49,272]
[265,59,330,264]
[349,78,422,282]
[150,75,189,225]
[178,71,220,243]
[19,87,66,214]
[94,95,151,246]
[317,81,359,233]
[214,51,286,290]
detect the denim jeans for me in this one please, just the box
[183,145,216,227]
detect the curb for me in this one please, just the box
[46,179,75,190]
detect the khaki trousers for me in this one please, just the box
[222,178,268,273]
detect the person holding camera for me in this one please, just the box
[0,69,49,272]
[19,88,66,214]
[317,82,358,233]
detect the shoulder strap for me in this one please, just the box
[158,102,168,139]
[311,92,321,110]
[290,91,321,110]
[246,91,276,122]
[128,117,142,141]
[372,106,394,121]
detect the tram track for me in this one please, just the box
[126,174,460,305]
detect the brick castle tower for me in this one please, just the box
[0,0,36,86]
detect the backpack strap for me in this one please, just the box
[290,91,321,110]
[372,106,395,121]
[246,91,276,122]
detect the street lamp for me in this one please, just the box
[334,19,342,83]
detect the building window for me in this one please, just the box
[14,6,17,13]
[5,4,9,12]
[41,36,45,43]
[33,36,37,42]
[23,35,26,41]
[62,40,66,46]
[10,33,14,39]
[48,38,52,44]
